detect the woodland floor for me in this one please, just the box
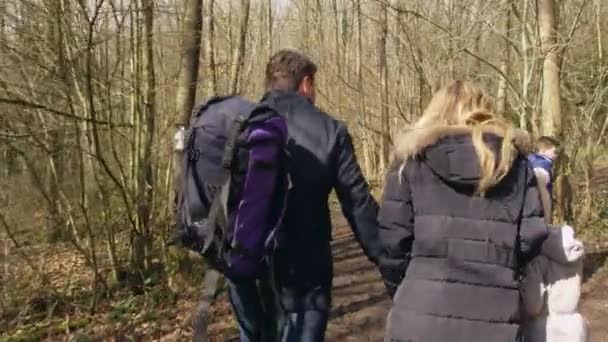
[1,212,607,341]
[3,165,608,341]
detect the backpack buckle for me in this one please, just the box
[188,149,200,162]
[235,116,246,124]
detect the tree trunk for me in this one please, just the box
[44,125,65,242]
[331,0,342,119]
[0,0,5,38]
[141,0,156,271]
[341,3,350,79]
[538,0,562,137]
[521,0,533,131]
[229,0,251,94]
[2,146,17,177]
[596,0,603,64]
[332,0,340,75]
[496,0,511,114]
[175,0,203,126]
[445,0,456,79]
[128,0,146,274]
[579,141,594,226]
[206,0,218,95]
[356,0,372,178]
[378,1,390,174]
[302,0,310,51]
[315,0,324,47]
[538,0,566,223]
[267,0,273,54]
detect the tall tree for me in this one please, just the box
[596,0,603,64]
[356,0,372,177]
[378,1,390,174]
[267,0,273,54]
[331,0,340,75]
[538,0,562,137]
[140,0,157,270]
[206,0,218,95]
[496,0,511,114]
[538,0,571,224]
[229,0,251,94]
[175,0,203,126]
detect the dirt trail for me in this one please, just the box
[581,251,608,342]
[161,213,607,341]
[325,216,390,341]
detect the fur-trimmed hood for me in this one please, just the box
[392,124,533,189]
[393,124,533,161]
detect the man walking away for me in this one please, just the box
[228,50,384,342]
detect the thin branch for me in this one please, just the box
[0,211,43,277]
[0,97,131,127]
[380,0,533,110]
[0,131,35,139]
[465,5,522,57]
[559,0,589,73]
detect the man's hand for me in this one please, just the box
[379,266,404,300]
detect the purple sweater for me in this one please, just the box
[230,116,287,276]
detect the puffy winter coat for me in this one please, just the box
[378,125,549,342]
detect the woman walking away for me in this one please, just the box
[378,80,549,342]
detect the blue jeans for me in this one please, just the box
[228,278,329,342]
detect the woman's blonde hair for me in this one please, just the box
[400,80,517,195]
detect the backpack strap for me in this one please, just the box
[247,103,280,125]
[180,129,197,228]
[192,268,221,342]
[192,95,236,118]
[515,160,530,280]
[182,97,249,248]
[204,114,248,250]
[208,103,278,238]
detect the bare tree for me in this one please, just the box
[596,0,603,64]
[356,0,373,177]
[175,0,204,126]
[229,0,251,94]
[140,0,157,270]
[267,0,273,53]
[206,0,218,95]
[538,0,562,137]
[378,0,390,174]
[496,0,511,114]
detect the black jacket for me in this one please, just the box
[379,129,549,342]
[260,91,382,311]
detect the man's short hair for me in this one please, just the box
[536,136,559,151]
[265,50,317,92]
